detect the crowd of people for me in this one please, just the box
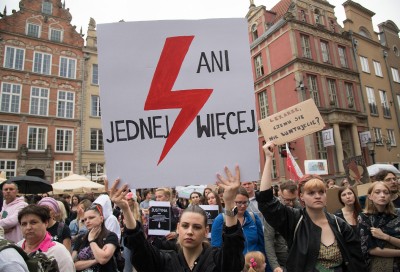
[0,144,399,271]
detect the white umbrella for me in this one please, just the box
[176,185,206,199]
[52,173,105,194]
[367,164,400,177]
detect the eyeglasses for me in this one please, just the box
[235,201,250,207]
[384,177,398,182]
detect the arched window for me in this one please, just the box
[251,24,258,41]
[359,27,371,38]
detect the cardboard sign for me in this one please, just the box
[342,156,370,185]
[356,182,371,197]
[258,99,325,145]
[199,205,219,238]
[326,187,341,213]
[304,160,328,175]
[97,19,259,189]
[148,201,171,235]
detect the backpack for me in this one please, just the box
[0,238,60,272]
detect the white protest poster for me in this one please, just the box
[97,19,259,189]
[322,128,334,147]
[304,160,328,175]
[199,205,219,238]
[148,201,171,236]
[258,99,325,145]
[359,131,371,148]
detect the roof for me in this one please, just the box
[270,0,292,23]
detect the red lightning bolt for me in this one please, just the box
[145,36,213,165]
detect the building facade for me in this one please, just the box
[0,0,84,181]
[247,0,369,182]
[342,0,400,167]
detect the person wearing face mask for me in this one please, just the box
[257,141,367,272]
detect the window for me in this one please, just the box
[345,83,354,108]
[27,23,40,38]
[327,79,337,106]
[92,64,99,85]
[0,160,17,178]
[271,157,277,179]
[42,1,52,15]
[254,55,264,78]
[90,163,104,176]
[391,67,400,83]
[301,35,312,58]
[4,46,24,70]
[314,9,323,25]
[57,90,74,118]
[379,90,391,118]
[338,46,348,68]
[258,91,268,119]
[394,46,399,57]
[373,128,383,145]
[251,24,258,41]
[307,75,320,106]
[30,87,49,116]
[1,82,21,113]
[91,129,104,151]
[360,56,370,73]
[54,161,72,182]
[28,127,47,151]
[387,129,396,147]
[56,129,73,152]
[50,28,62,42]
[59,57,76,79]
[33,52,51,75]
[91,95,101,117]
[0,124,18,150]
[316,132,327,159]
[373,61,383,77]
[366,87,378,115]
[320,41,330,63]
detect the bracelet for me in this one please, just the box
[89,240,96,244]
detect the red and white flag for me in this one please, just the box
[286,143,303,181]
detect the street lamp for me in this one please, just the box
[366,138,376,164]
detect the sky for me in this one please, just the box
[1,0,400,37]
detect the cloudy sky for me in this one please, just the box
[2,0,399,36]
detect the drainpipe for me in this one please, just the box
[80,53,90,174]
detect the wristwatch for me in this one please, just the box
[225,206,238,217]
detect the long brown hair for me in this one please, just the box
[364,182,396,215]
[338,186,362,222]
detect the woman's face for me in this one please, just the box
[155,191,169,201]
[234,194,249,216]
[301,188,326,210]
[84,210,103,230]
[340,188,355,206]
[72,197,79,205]
[207,193,217,205]
[368,183,391,207]
[20,214,48,243]
[190,193,200,205]
[204,189,212,197]
[177,212,208,249]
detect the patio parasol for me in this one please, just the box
[0,176,52,194]
[367,164,400,177]
[175,185,206,199]
[52,173,105,194]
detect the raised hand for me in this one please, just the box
[109,178,129,210]
[216,165,240,204]
[263,141,275,157]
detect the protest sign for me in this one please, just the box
[148,201,171,236]
[359,131,371,148]
[342,156,370,185]
[199,205,219,238]
[97,19,259,189]
[258,99,325,145]
[326,187,341,213]
[304,160,328,175]
[322,128,334,147]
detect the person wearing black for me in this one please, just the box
[110,166,245,272]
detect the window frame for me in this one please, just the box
[33,51,52,75]
[320,40,330,63]
[1,82,22,113]
[49,28,63,42]
[59,56,77,79]
[379,90,391,118]
[338,46,348,68]
[366,87,378,115]
[387,129,396,147]
[316,131,327,159]
[30,87,49,116]
[360,56,370,73]
[307,75,320,107]
[254,54,264,78]
[373,61,383,77]
[345,82,354,108]
[92,64,99,85]
[42,1,52,15]
[55,128,74,153]
[91,95,101,117]
[0,124,18,150]
[90,129,104,151]
[327,79,338,107]
[300,34,312,59]
[27,126,47,151]
[54,161,73,182]
[391,67,400,83]
[373,128,383,146]
[57,90,75,119]
[4,46,25,70]
[26,22,41,38]
[258,91,268,119]
[0,160,17,179]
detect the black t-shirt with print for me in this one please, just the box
[74,231,119,272]
[47,221,71,243]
